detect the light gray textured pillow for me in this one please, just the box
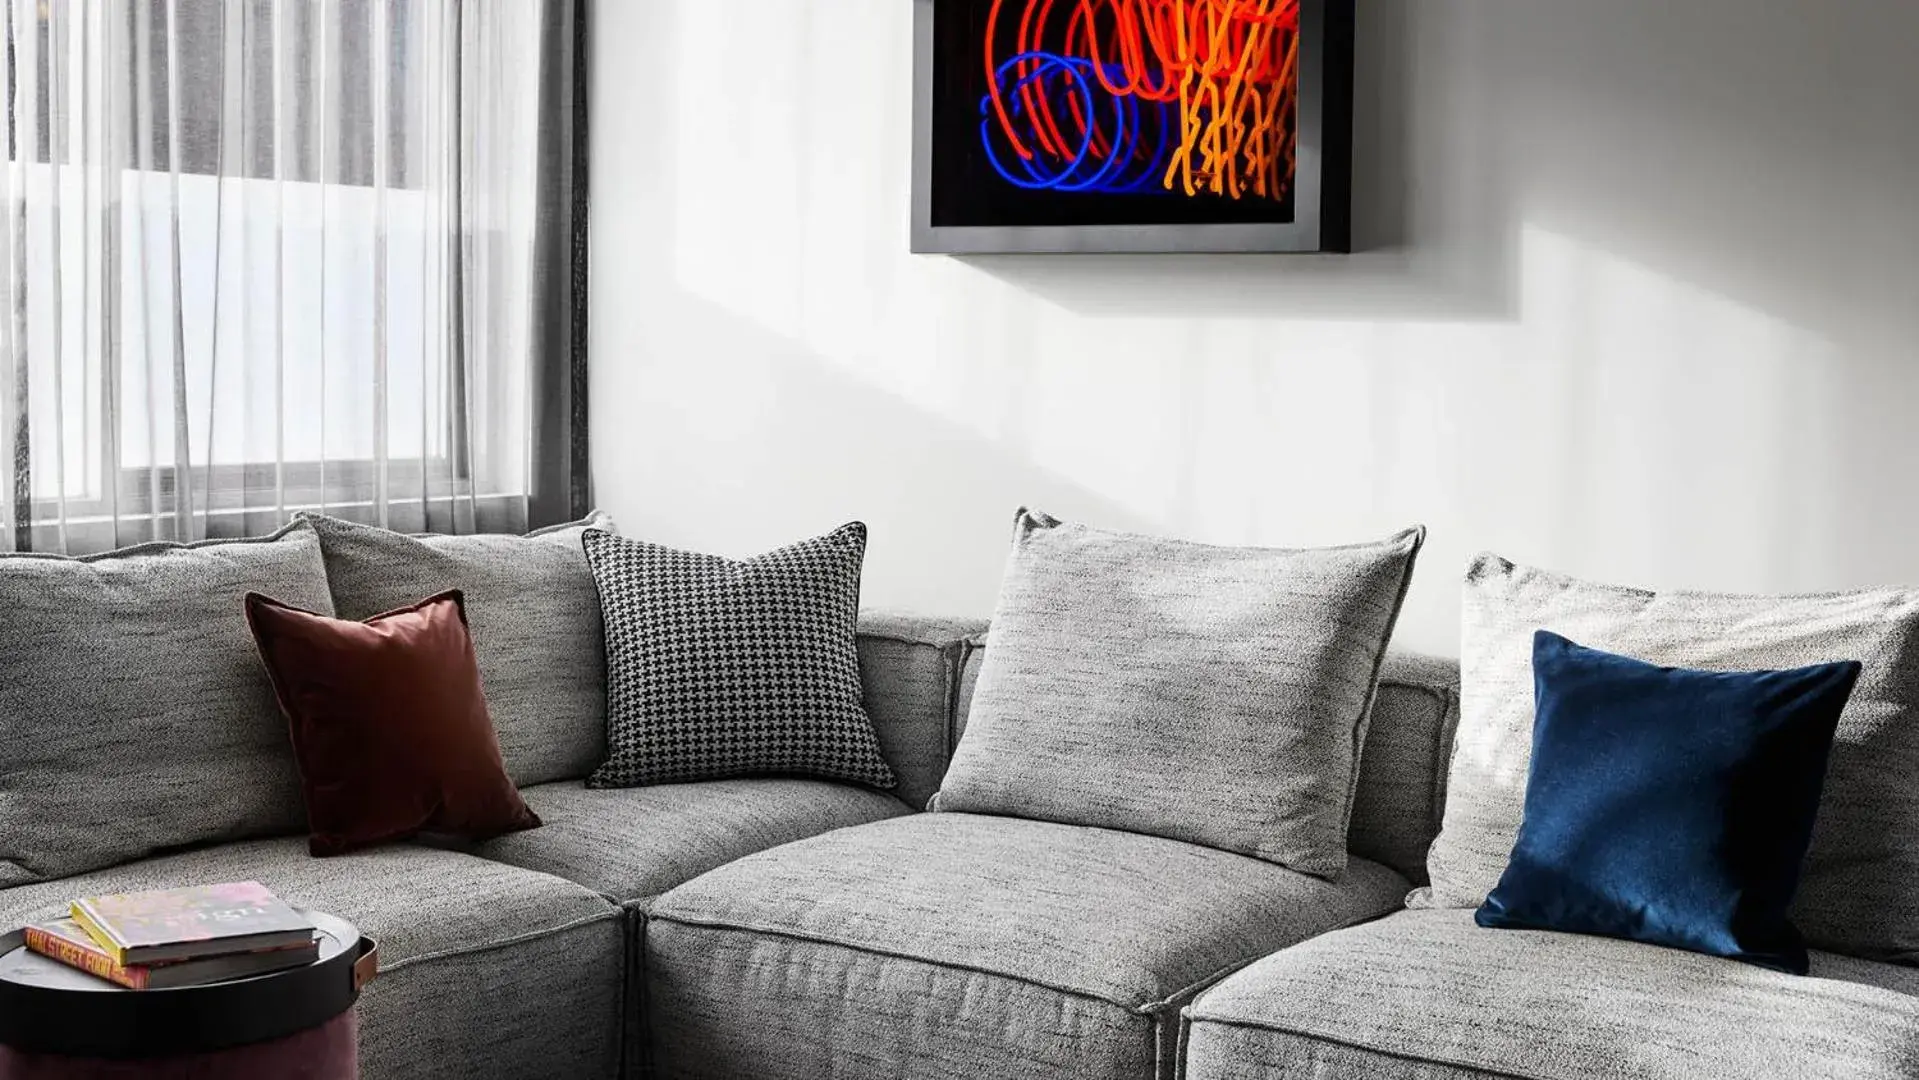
[300,512,613,787]
[0,522,333,886]
[931,511,1425,878]
[1418,554,1919,963]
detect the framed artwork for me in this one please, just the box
[911,0,1354,254]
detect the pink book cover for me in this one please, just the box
[70,881,313,964]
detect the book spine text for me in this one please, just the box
[24,926,144,990]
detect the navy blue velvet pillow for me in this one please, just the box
[1475,631,1861,974]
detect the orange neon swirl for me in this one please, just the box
[983,0,1300,202]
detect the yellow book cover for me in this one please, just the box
[66,903,124,964]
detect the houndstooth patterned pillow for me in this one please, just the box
[582,523,897,789]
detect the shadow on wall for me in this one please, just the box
[609,281,1159,616]
[591,0,1919,651]
[589,0,1163,617]
[967,0,1919,345]
[968,0,1521,323]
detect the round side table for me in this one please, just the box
[0,909,376,1080]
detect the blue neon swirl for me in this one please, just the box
[977,50,1173,196]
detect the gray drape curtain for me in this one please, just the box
[530,0,588,531]
[0,0,587,554]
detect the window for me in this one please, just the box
[1,0,560,548]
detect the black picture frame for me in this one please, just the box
[911,0,1354,255]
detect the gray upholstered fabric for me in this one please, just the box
[301,511,612,786]
[0,838,624,1080]
[1421,555,1919,963]
[1348,652,1460,885]
[932,512,1424,878]
[358,916,621,1080]
[1182,1023,1498,1080]
[1181,908,1919,1080]
[957,635,1460,885]
[653,926,1156,1080]
[855,612,988,809]
[645,812,1410,1080]
[464,778,908,906]
[0,522,332,887]
[954,625,988,733]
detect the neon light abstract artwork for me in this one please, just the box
[913,0,1353,253]
[979,0,1302,204]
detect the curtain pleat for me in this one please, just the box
[9,0,37,553]
[0,0,577,555]
[3,0,23,552]
[528,0,587,527]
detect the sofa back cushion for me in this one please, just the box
[931,511,1424,879]
[954,642,1459,883]
[1420,554,1919,963]
[0,522,333,886]
[301,512,612,787]
[856,613,989,811]
[1347,653,1460,884]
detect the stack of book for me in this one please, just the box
[23,881,318,990]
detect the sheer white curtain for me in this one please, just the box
[0,0,573,553]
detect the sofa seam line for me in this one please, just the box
[859,632,941,648]
[379,908,621,974]
[1429,684,1462,847]
[1145,955,1263,1015]
[648,912,1158,1015]
[949,635,982,759]
[1154,906,1398,1015]
[939,637,963,802]
[858,629,979,649]
[1180,1015,1544,1080]
[1377,677,1454,719]
[1150,1006,1178,1080]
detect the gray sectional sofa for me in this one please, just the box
[0,612,968,1078]
[642,627,1464,1080]
[638,621,1919,1080]
[5,606,1914,1077]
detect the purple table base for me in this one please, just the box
[0,1008,357,1080]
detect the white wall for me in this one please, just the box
[588,0,1919,655]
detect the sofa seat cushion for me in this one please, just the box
[469,779,911,906]
[0,839,625,1080]
[1182,908,1919,1080]
[644,812,1410,1080]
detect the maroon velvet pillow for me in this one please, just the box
[245,589,540,856]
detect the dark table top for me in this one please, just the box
[0,908,373,1059]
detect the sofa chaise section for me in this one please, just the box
[1179,908,1919,1080]
[644,812,1412,1080]
[0,839,625,1080]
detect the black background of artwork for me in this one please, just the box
[929,0,1298,229]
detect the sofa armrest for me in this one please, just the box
[856,613,989,810]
